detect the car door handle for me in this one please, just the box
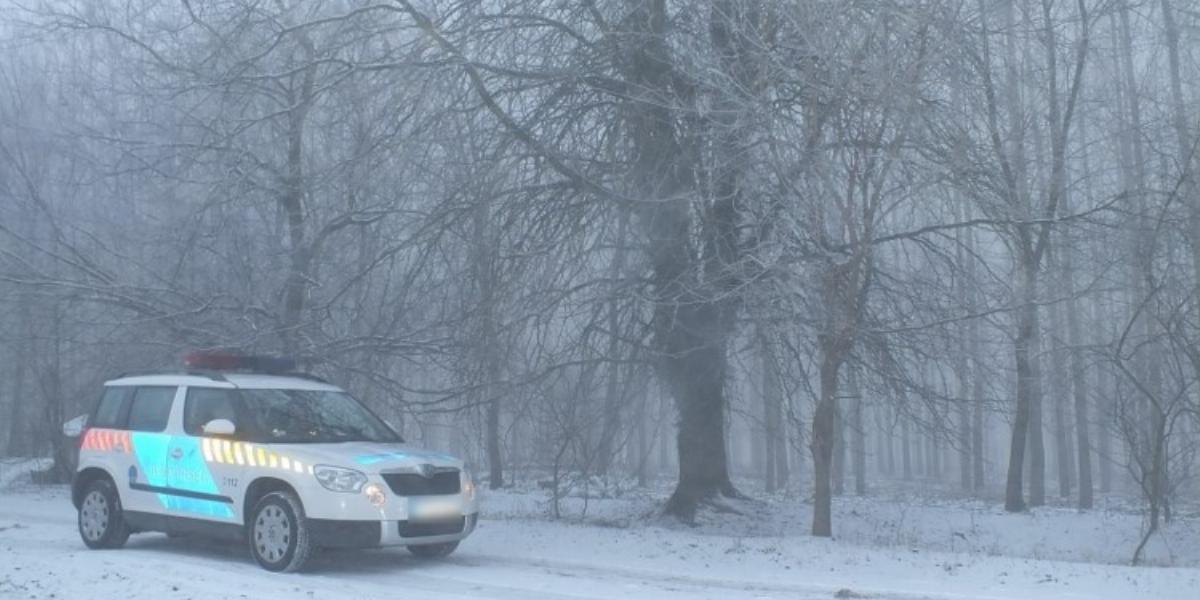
[170,448,183,460]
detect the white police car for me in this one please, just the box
[65,354,479,572]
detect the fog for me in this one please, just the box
[0,1,1197,596]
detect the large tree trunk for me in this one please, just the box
[1005,256,1038,512]
[638,0,759,520]
[661,315,739,519]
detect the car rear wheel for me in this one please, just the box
[407,541,458,559]
[78,479,131,550]
[248,491,313,572]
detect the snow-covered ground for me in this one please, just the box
[1,470,1197,599]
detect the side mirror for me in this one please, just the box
[202,419,236,436]
[62,414,88,438]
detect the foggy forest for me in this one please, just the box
[1,1,1199,598]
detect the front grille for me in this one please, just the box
[399,517,465,538]
[381,469,460,496]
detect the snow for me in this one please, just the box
[1,478,1197,599]
[0,459,52,491]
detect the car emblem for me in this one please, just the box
[416,463,435,478]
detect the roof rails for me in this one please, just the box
[279,371,329,384]
[114,354,327,384]
[114,369,228,382]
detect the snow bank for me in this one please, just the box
[0,458,53,491]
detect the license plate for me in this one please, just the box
[409,497,461,520]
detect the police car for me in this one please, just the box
[65,353,480,572]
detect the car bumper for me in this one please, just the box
[308,512,479,549]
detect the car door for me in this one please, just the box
[123,386,179,514]
[79,386,136,505]
[164,386,241,522]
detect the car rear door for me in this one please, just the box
[123,386,179,514]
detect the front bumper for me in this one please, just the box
[308,512,479,549]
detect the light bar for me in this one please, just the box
[184,352,297,373]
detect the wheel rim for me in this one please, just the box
[253,505,292,563]
[80,490,109,541]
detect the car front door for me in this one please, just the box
[164,386,242,522]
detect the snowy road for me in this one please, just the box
[3,486,1199,600]
[0,487,845,600]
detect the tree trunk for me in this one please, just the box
[6,356,27,457]
[1098,350,1115,494]
[901,414,913,481]
[597,208,631,475]
[472,195,505,490]
[1070,104,1096,510]
[849,367,866,496]
[811,350,842,536]
[967,227,986,492]
[1005,257,1038,512]
[278,57,316,353]
[662,328,738,519]
[1049,293,1074,499]
[762,331,784,493]
[832,396,846,496]
[6,294,31,457]
[1029,339,1046,506]
[620,0,749,521]
[886,412,896,477]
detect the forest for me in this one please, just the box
[1,0,1198,568]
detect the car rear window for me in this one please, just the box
[126,386,176,432]
[93,387,133,428]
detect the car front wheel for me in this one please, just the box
[78,479,131,550]
[408,541,458,559]
[248,491,313,572]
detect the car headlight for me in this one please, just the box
[314,465,367,493]
[462,468,476,500]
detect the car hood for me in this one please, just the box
[268,441,464,473]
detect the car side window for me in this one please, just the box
[126,386,176,432]
[184,388,239,436]
[93,387,133,428]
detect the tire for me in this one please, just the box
[77,479,131,550]
[407,541,458,559]
[247,491,313,573]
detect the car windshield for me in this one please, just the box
[236,389,401,444]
